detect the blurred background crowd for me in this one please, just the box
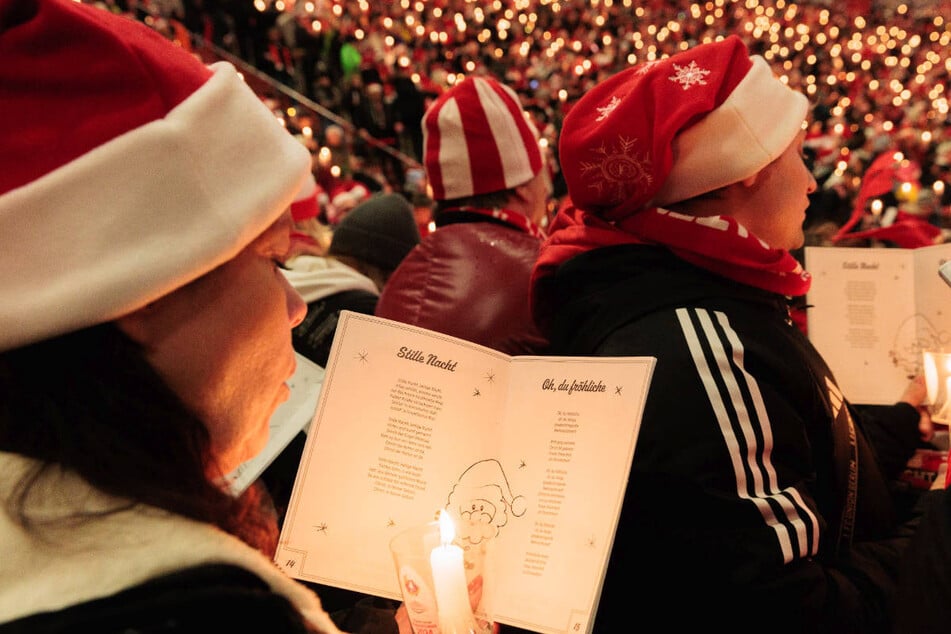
[92,0,950,247]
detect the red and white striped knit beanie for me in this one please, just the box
[422,76,543,201]
[0,0,311,352]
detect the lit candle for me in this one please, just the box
[944,375,951,419]
[942,355,951,423]
[923,351,951,424]
[898,181,913,200]
[430,511,478,633]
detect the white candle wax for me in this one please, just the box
[940,374,951,423]
[430,512,478,633]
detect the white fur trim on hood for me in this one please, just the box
[0,452,343,633]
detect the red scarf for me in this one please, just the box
[531,203,811,321]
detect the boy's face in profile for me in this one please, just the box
[730,129,817,251]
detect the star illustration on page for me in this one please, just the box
[669,60,710,90]
[313,522,328,534]
[473,387,481,396]
[484,371,495,383]
[595,95,620,121]
[356,350,368,362]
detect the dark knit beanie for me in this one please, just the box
[328,193,421,271]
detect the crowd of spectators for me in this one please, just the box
[97,0,950,244]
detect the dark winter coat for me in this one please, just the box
[540,243,923,634]
[0,564,317,634]
[0,452,341,634]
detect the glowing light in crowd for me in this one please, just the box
[250,0,948,208]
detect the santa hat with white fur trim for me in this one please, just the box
[558,35,808,220]
[291,172,321,222]
[0,0,312,352]
[423,75,543,201]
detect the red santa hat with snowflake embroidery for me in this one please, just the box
[558,35,808,220]
[0,0,312,352]
[422,75,544,201]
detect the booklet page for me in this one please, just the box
[275,312,654,634]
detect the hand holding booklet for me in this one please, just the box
[275,311,655,634]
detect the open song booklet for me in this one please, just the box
[805,242,951,405]
[275,311,655,634]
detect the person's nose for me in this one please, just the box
[283,275,307,328]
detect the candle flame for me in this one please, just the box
[438,510,455,545]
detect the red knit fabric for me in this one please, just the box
[422,76,543,200]
[0,0,212,195]
[556,35,753,220]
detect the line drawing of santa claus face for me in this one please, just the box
[445,458,526,546]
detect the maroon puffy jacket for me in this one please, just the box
[375,221,549,356]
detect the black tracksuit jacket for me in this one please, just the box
[537,244,923,634]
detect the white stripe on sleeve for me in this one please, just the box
[676,307,820,562]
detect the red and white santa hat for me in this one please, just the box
[558,35,808,220]
[422,75,544,201]
[290,172,321,222]
[327,180,371,224]
[0,0,311,352]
